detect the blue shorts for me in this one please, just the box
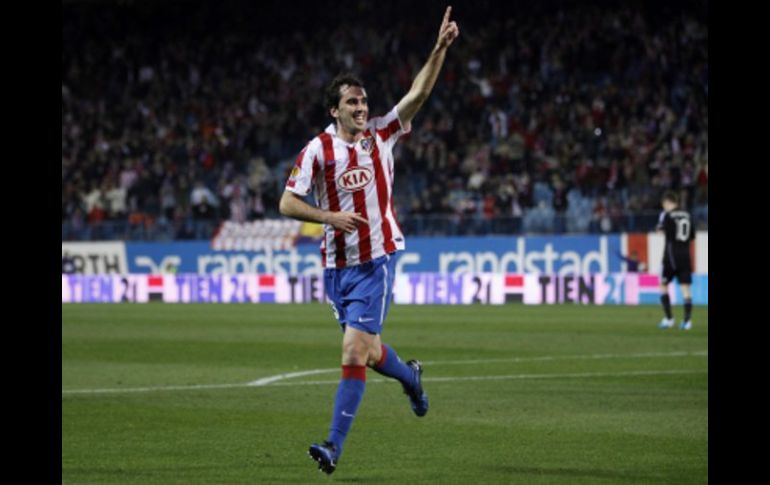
[324,253,397,335]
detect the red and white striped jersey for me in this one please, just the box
[285,106,410,268]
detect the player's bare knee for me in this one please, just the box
[341,349,367,366]
[366,348,382,368]
[341,338,369,366]
[365,336,382,367]
[366,351,381,368]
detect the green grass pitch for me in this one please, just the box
[62,304,707,484]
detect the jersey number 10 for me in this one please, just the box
[675,218,691,242]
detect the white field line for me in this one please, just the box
[62,350,707,395]
[269,369,707,386]
[247,369,338,386]
[423,350,708,366]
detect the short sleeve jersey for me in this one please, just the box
[285,106,411,268]
[656,209,695,259]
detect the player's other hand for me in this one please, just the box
[326,211,367,233]
[436,6,460,50]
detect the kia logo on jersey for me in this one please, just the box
[337,166,373,192]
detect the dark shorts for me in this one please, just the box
[662,255,693,285]
[324,253,397,335]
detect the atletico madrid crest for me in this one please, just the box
[359,136,375,154]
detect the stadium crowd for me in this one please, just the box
[62,0,708,240]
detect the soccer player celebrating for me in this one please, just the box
[656,191,696,330]
[279,5,459,475]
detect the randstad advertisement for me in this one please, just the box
[122,235,623,276]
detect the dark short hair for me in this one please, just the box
[324,73,364,111]
[661,190,679,204]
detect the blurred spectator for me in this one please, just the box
[550,173,570,233]
[616,250,647,273]
[104,180,127,221]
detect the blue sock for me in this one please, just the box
[372,344,414,388]
[327,365,366,457]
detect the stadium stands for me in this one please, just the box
[62,0,708,240]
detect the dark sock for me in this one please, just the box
[661,294,672,319]
[684,298,692,322]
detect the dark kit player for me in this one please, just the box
[656,191,696,330]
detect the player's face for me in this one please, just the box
[332,85,368,138]
[662,199,676,211]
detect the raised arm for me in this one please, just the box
[396,6,460,126]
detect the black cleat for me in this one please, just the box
[404,360,429,417]
[308,441,338,475]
